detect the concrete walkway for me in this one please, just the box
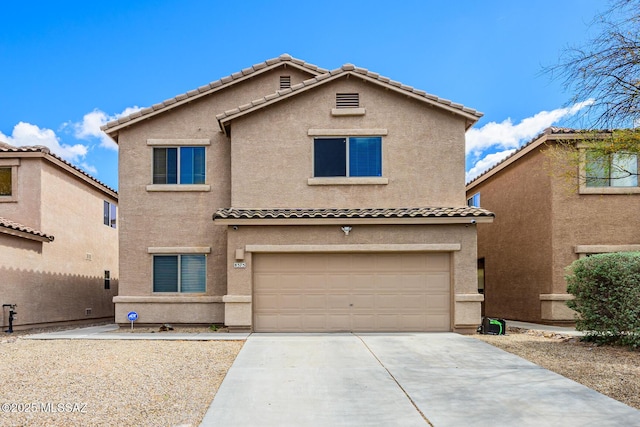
[200,333,640,427]
[23,324,250,340]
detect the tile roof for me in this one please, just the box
[0,216,54,242]
[0,143,117,195]
[213,207,494,220]
[466,127,610,187]
[101,54,328,134]
[216,64,482,130]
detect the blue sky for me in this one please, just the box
[0,0,606,190]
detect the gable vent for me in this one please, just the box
[279,76,291,89]
[336,93,359,108]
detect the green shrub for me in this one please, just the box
[566,252,640,349]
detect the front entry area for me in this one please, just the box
[253,252,451,332]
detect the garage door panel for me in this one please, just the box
[426,253,450,271]
[254,252,451,332]
[327,294,350,308]
[303,294,327,309]
[427,273,450,291]
[352,294,375,309]
[327,274,351,290]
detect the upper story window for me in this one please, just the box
[314,137,382,177]
[279,75,291,89]
[585,151,638,187]
[0,159,19,202]
[104,201,116,228]
[153,147,205,184]
[467,193,480,207]
[153,254,206,293]
[0,167,11,196]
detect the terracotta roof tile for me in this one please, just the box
[101,54,328,133]
[0,143,117,194]
[0,216,54,242]
[213,207,494,220]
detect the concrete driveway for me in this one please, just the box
[200,333,640,427]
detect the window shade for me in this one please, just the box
[349,137,381,177]
[180,255,206,293]
[153,256,178,292]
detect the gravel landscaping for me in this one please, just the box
[473,328,640,410]
[0,331,243,427]
[1,324,639,426]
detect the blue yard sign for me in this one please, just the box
[127,311,138,330]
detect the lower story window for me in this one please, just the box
[153,254,206,293]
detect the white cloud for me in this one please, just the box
[466,99,594,157]
[464,99,594,182]
[73,106,143,150]
[466,149,516,183]
[0,122,88,163]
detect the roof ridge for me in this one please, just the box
[101,54,328,133]
[0,144,117,195]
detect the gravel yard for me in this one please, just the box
[0,333,243,427]
[473,329,640,410]
[2,325,639,426]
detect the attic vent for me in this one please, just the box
[336,93,359,108]
[280,76,291,89]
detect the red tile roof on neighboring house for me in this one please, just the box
[0,216,54,242]
[216,64,483,132]
[101,54,328,135]
[214,206,495,220]
[0,143,117,196]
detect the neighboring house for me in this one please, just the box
[102,54,493,333]
[466,127,640,324]
[0,142,118,330]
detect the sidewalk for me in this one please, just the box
[23,324,250,341]
[506,320,584,336]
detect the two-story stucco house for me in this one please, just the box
[466,127,640,324]
[102,54,493,333]
[0,142,118,331]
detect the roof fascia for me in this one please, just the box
[103,61,323,139]
[0,226,53,242]
[214,217,494,225]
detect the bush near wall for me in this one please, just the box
[566,252,640,349]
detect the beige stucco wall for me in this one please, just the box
[230,75,468,208]
[469,140,640,324]
[0,157,118,330]
[222,223,480,333]
[0,157,42,228]
[114,65,318,323]
[469,148,554,323]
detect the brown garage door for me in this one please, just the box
[253,252,451,332]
